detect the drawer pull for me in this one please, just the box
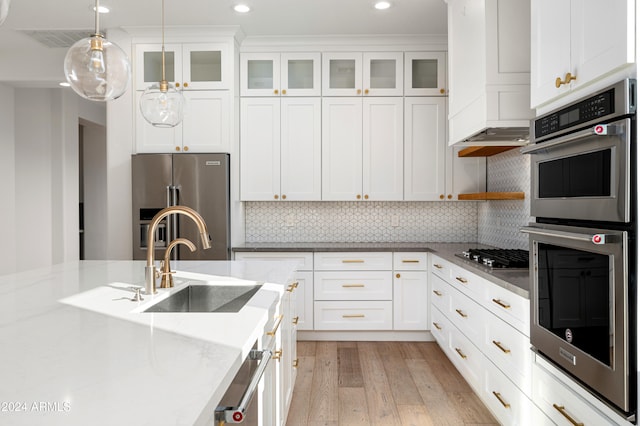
[455,348,467,359]
[455,309,468,318]
[292,316,299,325]
[553,404,584,426]
[286,281,299,292]
[492,340,511,354]
[492,298,511,309]
[492,391,511,409]
[433,264,443,269]
[455,276,468,284]
[342,259,365,263]
[266,314,284,336]
[342,284,365,288]
[432,322,442,330]
[433,290,443,296]
[402,259,420,263]
[293,358,299,368]
[343,314,365,318]
[272,349,283,361]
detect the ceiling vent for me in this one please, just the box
[18,29,92,48]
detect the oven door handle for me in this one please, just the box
[520,126,604,154]
[214,347,273,424]
[520,226,619,245]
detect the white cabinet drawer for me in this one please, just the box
[393,252,428,270]
[483,313,531,395]
[449,285,485,347]
[314,271,392,301]
[482,281,529,337]
[430,254,451,280]
[532,359,618,426]
[448,329,484,393]
[313,252,392,271]
[449,263,484,297]
[430,274,450,314]
[430,305,451,347]
[314,301,392,330]
[234,251,314,270]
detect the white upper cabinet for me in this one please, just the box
[404,52,447,96]
[322,52,403,96]
[446,0,532,145]
[135,42,230,91]
[531,0,635,109]
[241,52,321,97]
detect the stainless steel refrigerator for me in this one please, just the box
[132,153,230,261]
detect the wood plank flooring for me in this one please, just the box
[286,341,498,426]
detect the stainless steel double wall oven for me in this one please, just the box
[522,79,637,419]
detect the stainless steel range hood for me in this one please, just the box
[461,126,530,145]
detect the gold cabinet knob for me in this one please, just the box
[282,194,287,200]
[183,82,189,88]
[175,146,181,152]
[440,88,445,94]
[272,349,282,361]
[293,358,299,368]
[356,194,362,200]
[357,89,362,95]
[364,89,369,95]
[175,82,180,88]
[274,89,279,95]
[447,194,452,200]
[183,146,189,152]
[274,194,279,200]
[439,194,445,200]
[282,89,287,95]
[396,273,401,278]
[555,72,576,88]
[364,194,369,200]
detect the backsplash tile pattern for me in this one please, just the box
[245,201,478,242]
[477,149,533,250]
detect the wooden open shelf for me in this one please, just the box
[457,191,525,201]
[457,146,520,157]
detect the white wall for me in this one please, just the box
[0,83,16,273]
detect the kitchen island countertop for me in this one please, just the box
[0,260,297,426]
[233,242,530,298]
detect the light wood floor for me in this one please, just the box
[286,341,498,426]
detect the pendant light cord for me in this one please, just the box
[161,0,166,82]
[94,0,100,36]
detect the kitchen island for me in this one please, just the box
[0,260,297,426]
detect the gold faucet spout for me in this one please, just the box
[145,205,211,294]
[159,238,196,288]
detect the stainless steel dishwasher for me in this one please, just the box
[214,341,273,425]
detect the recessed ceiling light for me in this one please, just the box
[374,1,391,10]
[234,4,250,13]
[90,5,110,14]
[59,82,71,87]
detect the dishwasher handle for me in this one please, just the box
[215,348,273,424]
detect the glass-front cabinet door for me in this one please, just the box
[404,52,447,96]
[241,52,321,96]
[323,52,403,96]
[363,52,403,96]
[135,43,229,91]
[322,52,363,96]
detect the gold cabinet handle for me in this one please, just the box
[402,259,420,263]
[364,194,369,200]
[433,290,443,296]
[274,89,279,94]
[286,281,299,292]
[447,194,452,200]
[342,284,365,288]
[357,89,362,95]
[175,82,180,88]
[455,276,468,284]
[492,298,511,309]
[396,273,401,278]
[183,82,189,88]
[282,89,287,95]
[282,194,287,200]
[342,259,365,264]
[455,309,467,318]
[433,264,443,269]
[455,348,467,359]
[555,72,577,88]
[492,391,511,409]
[553,404,584,426]
[432,322,442,330]
[272,349,283,361]
[440,88,445,94]
[292,316,299,325]
[274,194,279,200]
[356,194,362,200]
[293,358,299,368]
[183,146,189,152]
[364,89,369,95]
[439,194,445,200]
[492,340,511,354]
[175,146,181,152]
[343,314,365,318]
[266,314,284,336]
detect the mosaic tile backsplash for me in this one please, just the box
[245,149,532,247]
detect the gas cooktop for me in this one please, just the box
[455,248,530,269]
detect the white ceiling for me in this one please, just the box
[0,0,448,51]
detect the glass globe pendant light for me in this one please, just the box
[63,0,131,101]
[139,0,184,128]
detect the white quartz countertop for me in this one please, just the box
[0,260,297,426]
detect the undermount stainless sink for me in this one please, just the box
[143,284,263,313]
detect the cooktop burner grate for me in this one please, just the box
[457,248,529,269]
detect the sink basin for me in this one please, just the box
[143,284,263,313]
